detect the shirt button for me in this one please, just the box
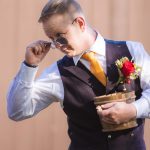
[131,133,134,137]
[108,134,111,139]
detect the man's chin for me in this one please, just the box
[65,51,76,58]
[66,54,74,58]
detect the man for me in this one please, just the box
[7,0,150,150]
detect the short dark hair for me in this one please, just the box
[38,0,83,23]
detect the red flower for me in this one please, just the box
[121,60,135,77]
[116,57,141,85]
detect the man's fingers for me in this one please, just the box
[31,45,42,55]
[101,117,117,125]
[96,106,102,116]
[32,46,39,55]
[42,41,51,50]
[97,106,117,124]
[30,41,51,55]
[25,40,51,65]
[38,41,51,52]
[97,106,110,117]
[97,105,110,116]
[96,103,114,118]
[101,109,111,117]
[101,102,116,109]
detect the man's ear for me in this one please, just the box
[75,17,85,32]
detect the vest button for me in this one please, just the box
[130,133,134,137]
[108,134,111,139]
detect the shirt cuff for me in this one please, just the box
[17,62,38,83]
[23,61,38,68]
[132,98,150,118]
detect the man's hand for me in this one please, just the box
[25,40,51,66]
[96,102,137,125]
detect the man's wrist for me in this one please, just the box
[23,61,38,68]
[130,103,137,119]
[20,62,38,82]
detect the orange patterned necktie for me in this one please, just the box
[82,51,106,86]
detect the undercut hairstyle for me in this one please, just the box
[38,0,83,23]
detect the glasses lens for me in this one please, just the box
[56,37,68,45]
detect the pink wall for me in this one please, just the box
[0,0,150,149]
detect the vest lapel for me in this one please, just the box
[59,56,105,88]
[58,57,94,87]
[66,61,93,87]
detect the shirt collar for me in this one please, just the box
[73,33,106,65]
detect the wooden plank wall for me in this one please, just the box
[0,0,149,149]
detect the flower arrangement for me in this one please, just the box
[115,57,141,85]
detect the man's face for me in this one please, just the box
[42,14,85,57]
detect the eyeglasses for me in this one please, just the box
[50,36,68,49]
[50,18,77,49]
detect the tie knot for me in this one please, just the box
[82,51,95,61]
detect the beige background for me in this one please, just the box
[0,0,150,150]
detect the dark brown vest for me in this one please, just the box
[57,40,145,150]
